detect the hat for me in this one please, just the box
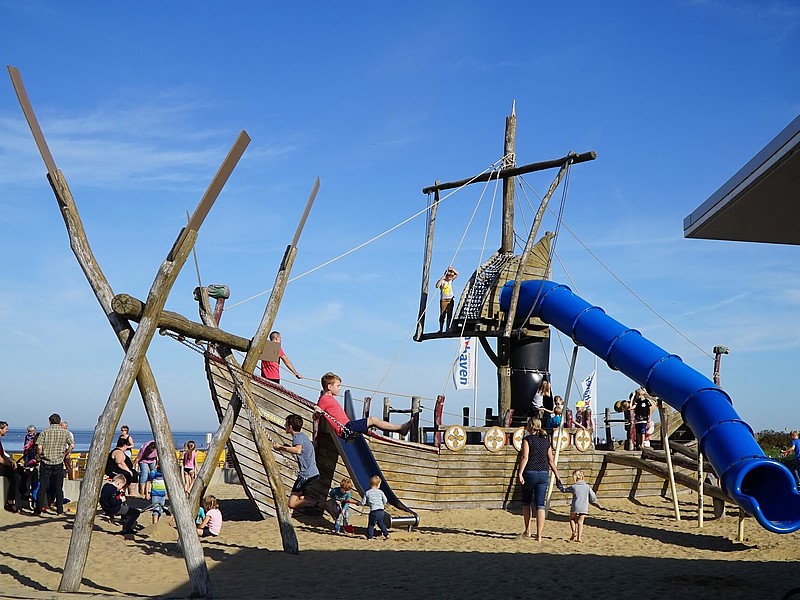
[613,400,625,412]
[575,400,585,408]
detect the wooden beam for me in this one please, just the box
[421,151,596,194]
[7,66,57,177]
[112,293,250,352]
[7,66,214,597]
[604,452,732,504]
[47,168,213,597]
[170,131,250,261]
[193,288,299,554]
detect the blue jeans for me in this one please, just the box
[367,509,389,539]
[139,462,155,485]
[521,470,549,509]
[151,494,166,517]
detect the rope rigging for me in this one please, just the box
[515,174,713,361]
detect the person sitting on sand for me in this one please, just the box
[196,495,222,538]
[105,436,137,488]
[315,372,412,438]
[326,477,354,534]
[100,473,141,535]
[273,414,321,512]
[557,469,597,542]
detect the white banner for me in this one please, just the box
[453,337,476,390]
[579,370,597,409]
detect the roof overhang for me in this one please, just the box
[683,114,800,245]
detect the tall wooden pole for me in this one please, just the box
[8,66,226,597]
[414,187,440,341]
[658,400,681,521]
[498,105,517,416]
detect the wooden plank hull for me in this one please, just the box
[205,353,697,519]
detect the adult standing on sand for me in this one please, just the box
[35,413,71,515]
[518,416,562,541]
[0,421,24,513]
[119,425,134,458]
[259,331,302,384]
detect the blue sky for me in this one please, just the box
[1,1,798,437]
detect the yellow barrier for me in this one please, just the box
[11,448,226,480]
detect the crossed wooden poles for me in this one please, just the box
[8,66,315,598]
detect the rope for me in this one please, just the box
[224,159,507,311]
[515,175,713,360]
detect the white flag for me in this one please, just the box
[453,337,476,390]
[580,370,597,409]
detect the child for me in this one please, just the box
[273,414,320,511]
[196,495,222,538]
[435,266,459,332]
[530,379,552,419]
[182,440,197,493]
[557,469,597,542]
[99,473,141,535]
[542,397,563,433]
[361,475,390,540]
[632,388,653,450]
[315,373,412,438]
[780,430,800,486]
[23,425,37,466]
[146,459,167,524]
[327,477,354,534]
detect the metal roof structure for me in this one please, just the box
[683,114,800,245]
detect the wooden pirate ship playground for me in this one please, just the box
[9,65,800,599]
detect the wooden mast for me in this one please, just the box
[497,103,517,416]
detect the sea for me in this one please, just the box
[1,428,215,453]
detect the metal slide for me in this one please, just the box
[501,280,800,534]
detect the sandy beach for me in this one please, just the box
[1,482,799,600]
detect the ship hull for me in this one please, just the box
[205,353,693,519]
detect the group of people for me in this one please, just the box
[0,414,75,516]
[273,371,415,539]
[517,415,598,542]
[102,428,204,535]
[616,387,656,450]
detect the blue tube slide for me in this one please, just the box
[500,280,800,533]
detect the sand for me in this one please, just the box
[1,482,799,600]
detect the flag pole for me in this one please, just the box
[473,342,479,427]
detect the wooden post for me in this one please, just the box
[434,395,445,448]
[738,509,746,541]
[604,407,613,450]
[546,345,579,512]
[410,397,421,442]
[415,186,439,341]
[243,177,319,375]
[193,289,299,554]
[698,448,705,528]
[363,396,372,419]
[8,66,224,597]
[383,397,391,422]
[499,161,571,419]
[658,401,681,521]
